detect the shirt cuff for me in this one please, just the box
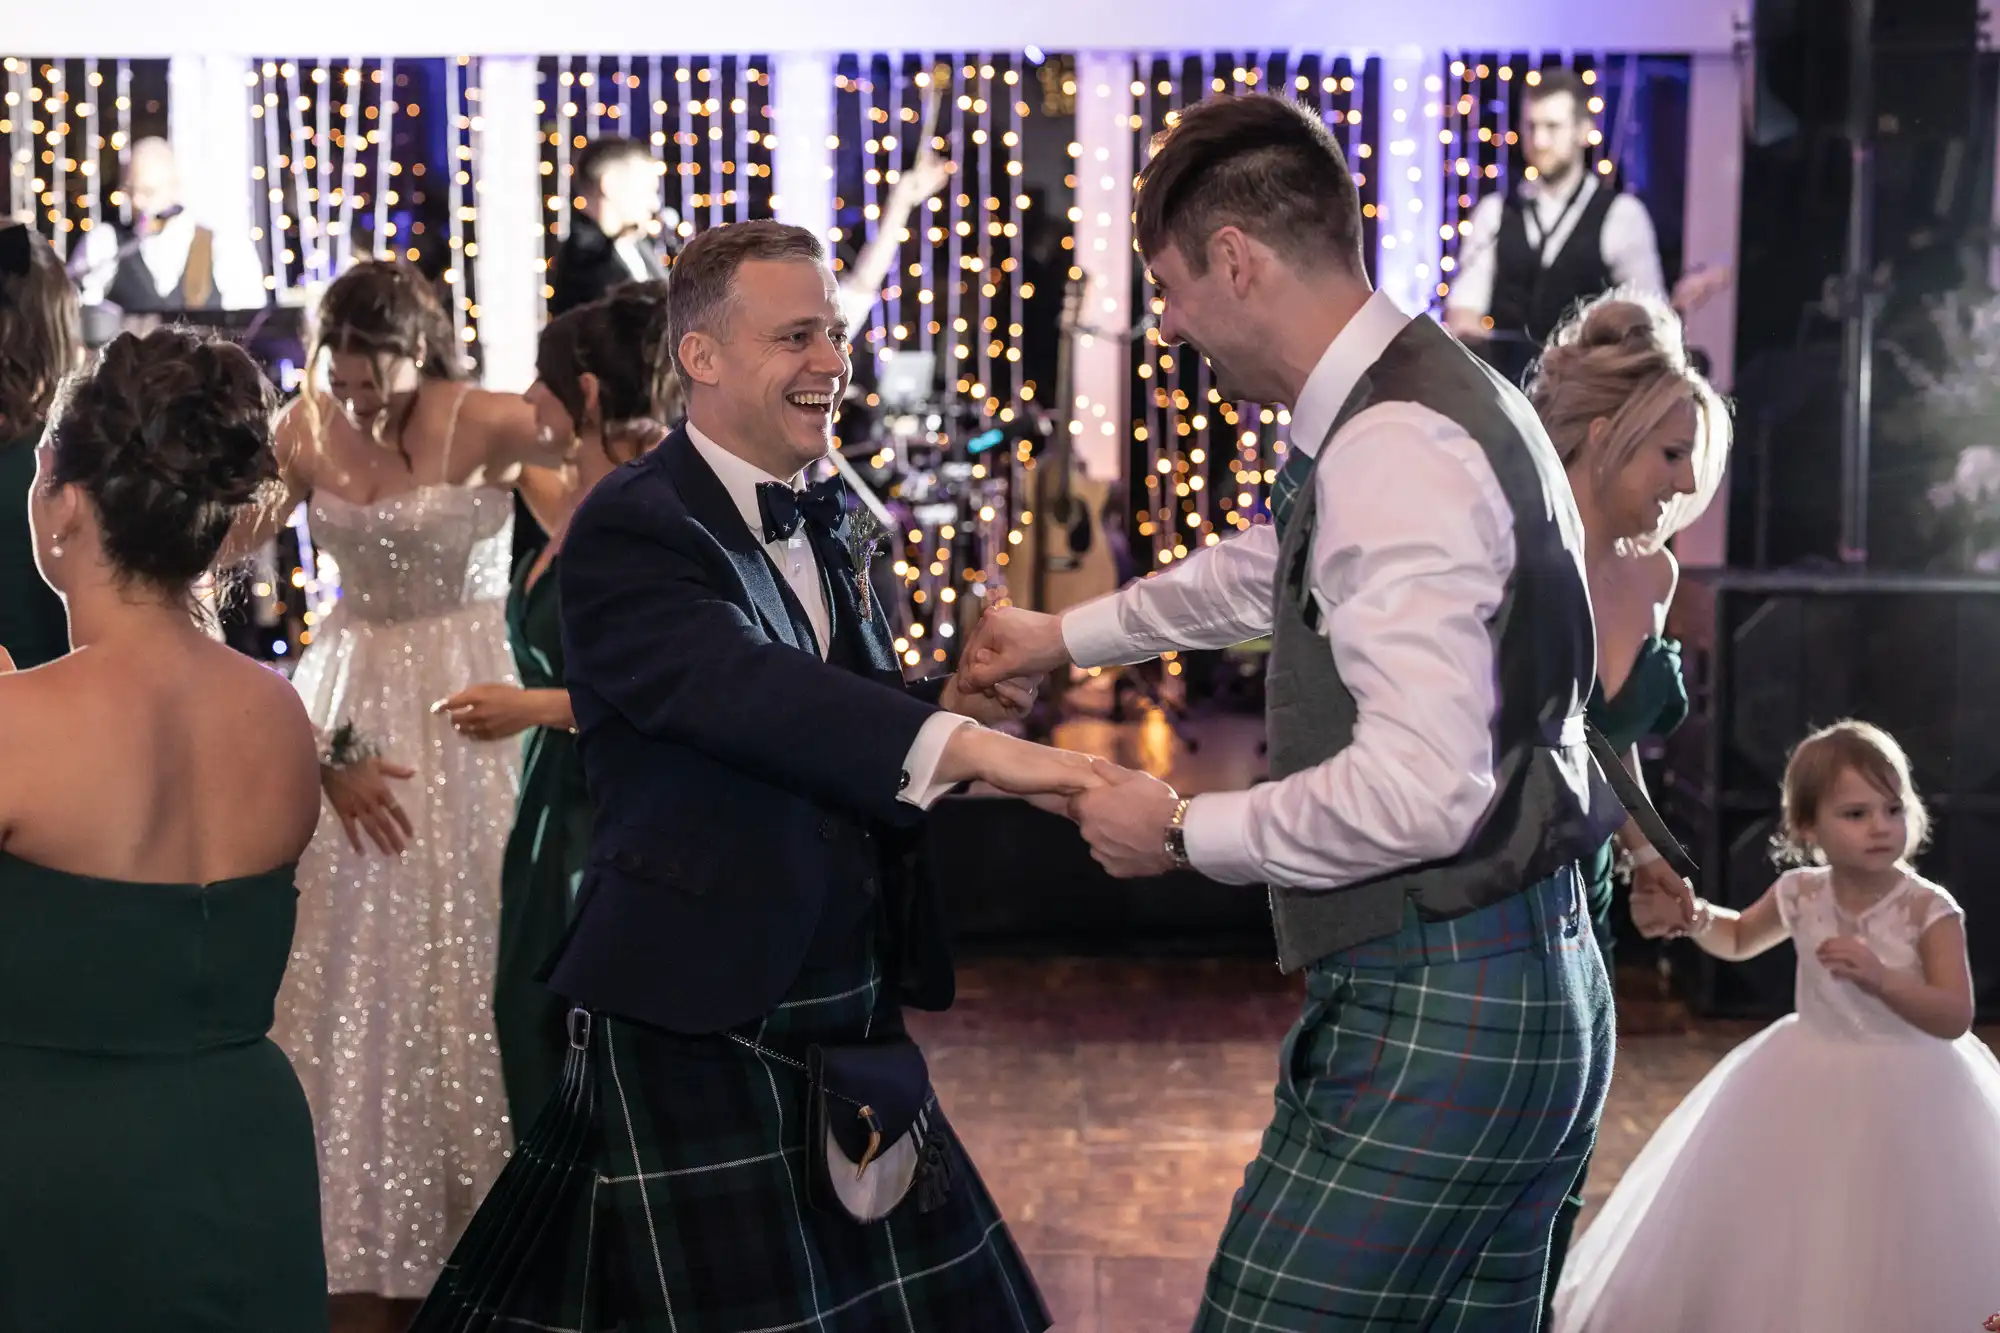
[897,711,977,809]
[1061,596,1146,671]
[1180,788,1264,885]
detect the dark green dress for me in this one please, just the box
[0,851,327,1332]
[493,548,590,1128]
[1545,633,1688,1324]
[0,435,69,670]
[1579,633,1691,961]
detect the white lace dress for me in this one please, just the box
[272,480,521,1298]
[1553,867,2000,1332]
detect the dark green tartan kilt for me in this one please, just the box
[412,942,1050,1333]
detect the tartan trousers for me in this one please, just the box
[411,938,1049,1333]
[1196,865,1614,1333]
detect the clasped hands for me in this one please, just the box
[936,607,1184,879]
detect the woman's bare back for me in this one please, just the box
[0,632,321,884]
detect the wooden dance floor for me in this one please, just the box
[914,957,2000,1332]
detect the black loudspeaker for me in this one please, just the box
[1752,0,1979,142]
[1662,572,2000,1017]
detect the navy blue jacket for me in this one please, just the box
[548,426,954,1034]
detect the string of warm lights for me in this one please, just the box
[0,57,128,251]
[1436,54,1610,308]
[832,51,1033,671]
[1128,52,1377,586]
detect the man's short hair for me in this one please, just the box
[572,136,656,194]
[666,219,828,380]
[1133,94,1364,277]
[1525,67,1593,120]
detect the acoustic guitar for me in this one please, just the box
[1017,275,1118,615]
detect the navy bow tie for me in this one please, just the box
[756,476,847,544]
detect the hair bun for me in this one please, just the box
[47,326,278,590]
[1567,292,1680,356]
[94,330,276,509]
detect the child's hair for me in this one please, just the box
[1775,719,1930,865]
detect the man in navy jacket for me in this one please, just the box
[420,219,1094,1333]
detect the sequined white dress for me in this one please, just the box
[273,481,521,1299]
[1553,867,2000,1332]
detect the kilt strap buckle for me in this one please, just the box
[568,1007,594,1051]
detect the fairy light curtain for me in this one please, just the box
[537,53,775,296]
[1127,52,1380,575]
[2,56,144,247]
[830,50,1037,672]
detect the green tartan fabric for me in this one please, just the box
[1195,868,1613,1333]
[412,932,1049,1333]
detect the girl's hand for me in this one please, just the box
[1629,884,1690,939]
[0,644,14,673]
[1629,857,1696,930]
[1817,935,1888,993]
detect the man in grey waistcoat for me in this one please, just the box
[964,93,1648,1331]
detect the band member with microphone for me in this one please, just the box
[1444,68,1724,384]
[74,138,267,314]
[548,136,675,316]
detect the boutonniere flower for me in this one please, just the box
[840,503,888,620]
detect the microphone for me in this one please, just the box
[67,204,188,280]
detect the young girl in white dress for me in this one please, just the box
[1552,719,2000,1332]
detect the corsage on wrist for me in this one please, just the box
[320,719,382,770]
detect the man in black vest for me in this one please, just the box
[1444,67,1667,384]
[414,220,1093,1332]
[965,95,1676,1330]
[75,137,266,316]
[547,136,674,316]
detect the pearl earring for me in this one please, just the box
[48,540,63,559]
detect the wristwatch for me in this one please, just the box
[1164,796,1193,870]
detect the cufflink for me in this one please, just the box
[898,769,912,793]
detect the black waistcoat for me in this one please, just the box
[1489,179,1617,345]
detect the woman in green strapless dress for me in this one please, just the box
[438,283,676,1125]
[0,222,81,671]
[0,856,328,1331]
[1524,291,1733,1322]
[0,326,328,1330]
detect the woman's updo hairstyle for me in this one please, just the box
[43,326,277,591]
[535,280,681,438]
[1525,288,1731,550]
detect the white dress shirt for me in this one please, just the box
[77,211,267,310]
[686,422,970,810]
[1062,290,1516,889]
[1445,174,1665,317]
[613,234,654,284]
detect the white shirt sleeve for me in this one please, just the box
[897,711,976,809]
[1060,523,1280,668]
[1179,404,1515,888]
[1445,194,1506,315]
[214,231,270,310]
[1601,195,1666,298]
[77,225,118,306]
